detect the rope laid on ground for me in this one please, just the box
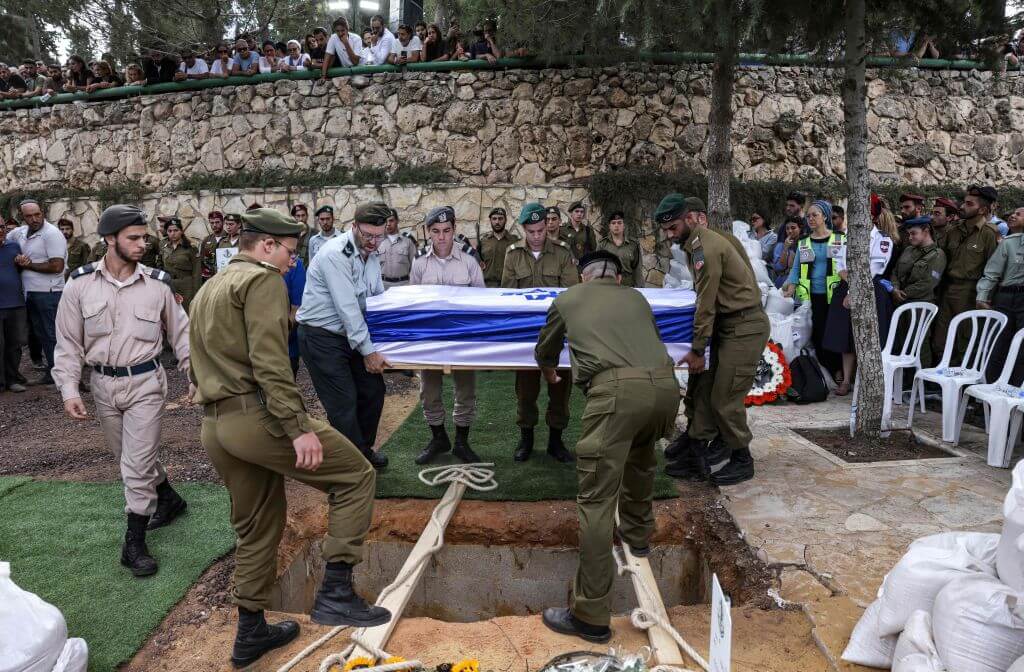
[274,464,498,672]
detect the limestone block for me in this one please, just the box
[444,101,486,135]
[867,146,896,173]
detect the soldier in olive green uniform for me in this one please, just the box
[290,204,312,267]
[934,186,1000,365]
[189,209,390,668]
[890,217,947,367]
[478,207,521,288]
[536,250,679,644]
[596,210,644,287]
[89,239,108,263]
[58,218,91,278]
[560,200,598,261]
[158,217,201,312]
[502,202,579,462]
[199,210,226,284]
[657,194,769,486]
[141,231,162,269]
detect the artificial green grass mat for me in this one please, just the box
[0,475,31,498]
[377,371,679,501]
[0,481,234,672]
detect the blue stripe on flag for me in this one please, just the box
[367,309,694,343]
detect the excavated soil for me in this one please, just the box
[795,427,951,463]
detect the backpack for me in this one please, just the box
[786,348,828,404]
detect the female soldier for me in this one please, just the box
[159,218,200,312]
[597,211,644,287]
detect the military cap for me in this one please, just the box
[489,207,507,218]
[98,204,147,236]
[314,204,334,216]
[902,215,932,230]
[899,193,925,204]
[157,215,182,228]
[546,206,562,218]
[425,205,456,228]
[240,208,303,236]
[607,210,625,222]
[654,193,687,224]
[289,203,308,216]
[684,197,707,214]
[967,185,998,204]
[579,250,623,275]
[518,203,547,226]
[568,200,586,212]
[224,213,242,223]
[353,201,391,226]
[934,197,959,213]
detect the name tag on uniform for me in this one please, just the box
[827,244,844,259]
[799,247,815,263]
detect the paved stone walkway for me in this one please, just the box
[715,395,1014,671]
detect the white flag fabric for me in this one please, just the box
[366,285,697,368]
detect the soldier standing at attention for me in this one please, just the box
[478,207,520,288]
[141,228,162,268]
[545,206,563,245]
[377,208,418,288]
[410,206,486,465]
[890,217,946,367]
[58,218,91,278]
[536,250,678,643]
[158,217,201,312]
[977,205,1024,385]
[308,205,342,261]
[199,210,226,284]
[52,205,191,578]
[560,200,597,261]
[656,193,769,486]
[501,202,579,463]
[290,203,313,267]
[934,185,1000,363]
[189,208,389,668]
[597,211,644,287]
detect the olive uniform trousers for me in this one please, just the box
[515,369,573,429]
[933,279,977,366]
[201,393,375,612]
[571,367,680,627]
[688,308,770,450]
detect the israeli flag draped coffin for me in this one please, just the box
[366,286,697,368]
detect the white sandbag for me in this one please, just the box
[767,312,797,362]
[892,611,945,672]
[0,562,68,672]
[999,461,1024,592]
[1008,655,1024,672]
[670,242,688,267]
[750,257,771,285]
[731,219,752,238]
[841,599,898,669]
[876,532,999,636]
[931,573,1024,672]
[765,287,794,316]
[51,639,88,672]
[791,300,812,351]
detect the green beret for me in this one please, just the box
[98,204,147,236]
[518,202,547,226]
[354,202,391,226]
[654,193,686,224]
[240,208,303,237]
[684,197,706,214]
[425,205,456,227]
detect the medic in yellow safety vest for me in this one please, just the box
[795,232,846,302]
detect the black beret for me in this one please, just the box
[425,205,456,227]
[606,210,625,222]
[579,250,623,275]
[98,205,147,236]
[967,185,998,204]
[489,207,506,218]
[315,205,334,216]
[546,206,562,218]
[568,201,586,212]
[354,202,391,226]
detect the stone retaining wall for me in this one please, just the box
[5,64,1024,193]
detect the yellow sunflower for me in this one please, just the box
[343,656,378,672]
[451,659,480,672]
[384,657,407,665]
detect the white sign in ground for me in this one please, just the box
[216,247,238,271]
[711,574,732,672]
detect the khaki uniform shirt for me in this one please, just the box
[199,233,225,279]
[500,239,579,289]
[52,259,190,401]
[377,233,418,281]
[943,215,999,281]
[410,244,485,288]
[891,243,947,303]
[597,236,644,287]
[977,233,1024,301]
[931,225,949,251]
[535,277,672,388]
[684,228,762,352]
[559,223,597,261]
[64,236,91,278]
[479,230,520,287]
[189,253,316,440]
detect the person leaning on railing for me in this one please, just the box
[421,23,449,62]
[85,61,124,94]
[209,44,233,79]
[174,48,210,82]
[320,16,362,80]
[280,40,311,72]
[231,39,260,77]
[257,40,281,74]
[0,63,28,100]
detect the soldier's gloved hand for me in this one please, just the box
[293,432,323,471]
[364,351,392,375]
[541,367,561,384]
[64,397,89,420]
[680,350,705,374]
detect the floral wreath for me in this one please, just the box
[745,341,791,406]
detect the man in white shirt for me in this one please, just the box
[321,16,363,79]
[390,24,422,64]
[368,15,397,66]
[173,49,210,81]
[8,199,67,385]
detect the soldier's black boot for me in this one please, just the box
[452,425,481,463]
[415,424,451,465]
[664,433,704,481]
[663,428,692,461]
[121,513,158,577]
[310,561,392,627]
[706,436,732,472]
[361,446,389,470]
[231,607,300,668]
[147,478,188,530]
[514,427,534,462]
[711,447,755,486]
[541,607,611,644]
[547,428,575,463]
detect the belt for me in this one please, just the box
[383,275,409,282]
[93,358,160,378]
[717,305,764,321]
[587,366,676,391]
[204,392,264,418]
[998,284,1024,294]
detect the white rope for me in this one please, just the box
[277,464,498,672]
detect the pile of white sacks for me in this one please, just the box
[842,462,1024,672]
[662,221,810,362]
[0,562,87,672]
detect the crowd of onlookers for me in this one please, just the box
[0,16,522,101]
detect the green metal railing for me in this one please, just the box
[0,51,1008,112]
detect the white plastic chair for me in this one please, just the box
[880,302,938,430]
[955,327,1024,467]
[907,310,1008,442]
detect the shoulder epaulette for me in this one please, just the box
[416,244,430,258]
[342,241,355,258]
[69,263,99,280]
[143,266,173,286]
[508,243,522,251]
[459,239,478,258]
[557,240,570,249]
[401,230,415,240]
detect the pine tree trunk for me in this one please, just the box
[842,0,884,437]
[706,15,737,232]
